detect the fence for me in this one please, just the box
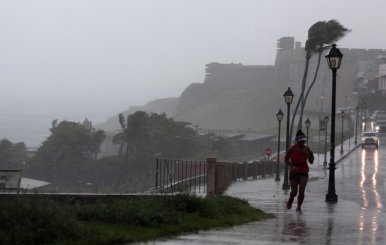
[154,157,277,195]
[154,158,207,194]
[206,158,276,195]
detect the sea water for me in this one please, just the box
[0,109,109,147]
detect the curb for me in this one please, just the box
[336,142,361,165]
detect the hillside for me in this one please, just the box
[96,63,281,133]
[97,97,179,131]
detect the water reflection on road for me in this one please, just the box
[317,202,335,245]
[356,148,384,245]
[282,214,307,244]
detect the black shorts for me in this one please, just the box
[289,173,309,181]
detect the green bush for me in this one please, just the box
[0,199,82,244]
[167,194,253,219]
[76,198,180,227]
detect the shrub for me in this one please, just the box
[76,198,180,227]
[0,199,82,244]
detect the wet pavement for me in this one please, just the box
[142,138,386,245]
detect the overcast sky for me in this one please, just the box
[0,0,385,123]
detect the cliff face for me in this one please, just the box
[171,63,278,130]
[97,37,386,133]
[97,62,280,132]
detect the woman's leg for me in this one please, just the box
[287,179,299,209]
[296,176,309,211]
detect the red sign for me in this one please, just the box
[265,148,272,156]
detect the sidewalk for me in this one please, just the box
[143,138,386,244]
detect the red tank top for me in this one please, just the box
[286,145,310,174]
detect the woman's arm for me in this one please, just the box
[307,147,315,164]
[284,147,293,165]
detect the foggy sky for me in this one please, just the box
[0,0,385,123]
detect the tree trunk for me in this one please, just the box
[297,52,322,131]
[300,52,322,121]
[289,55,311,142]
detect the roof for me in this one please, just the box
[240,133,272,141]
[20,177,50,189]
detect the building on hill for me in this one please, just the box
[204,62,274,89]
[82,118,92,131]
[277,36,295,51]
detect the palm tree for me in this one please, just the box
[90,129,106,161]
[289,20,350,141]
[112,113,131,161]
[112,111,151,162]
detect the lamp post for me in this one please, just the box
[318,96,324,163]
[355,106,359,144]
[359,102,363,133]
[305,118,311,145]
[340,110,345,155]
[275,109,284,182]
[282,87,294,191]
[363,102,367,132]
[325,44,343,203]
[323,115,329,168]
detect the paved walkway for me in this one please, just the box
[142,137,386,244]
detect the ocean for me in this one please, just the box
[0,109,111,148]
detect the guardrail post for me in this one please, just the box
[262,161,266,178]
[252,161,257,179]
[232,163,237,181]
[206,158,217,196]
[243,162,248,180]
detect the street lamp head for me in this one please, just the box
[325,44,343,70]
[324,115,329,123]
[283,87,294,105]
[305,118,311,129]
[341,110,345,118]
[276,109,284,122]
[356,106,360,113]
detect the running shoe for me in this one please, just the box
[286,201,292,210]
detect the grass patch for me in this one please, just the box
[0,195,274,244]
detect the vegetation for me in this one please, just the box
[0,139,27,169]
[24,120,106,191]
[0,195,274,244]
[309,129,354,154]
[112,111,200,161]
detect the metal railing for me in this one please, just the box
[154,158,207,194]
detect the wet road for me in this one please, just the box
[142,139,386,244]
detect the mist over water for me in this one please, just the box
[0,106,114,147]
[0,115,48,147]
